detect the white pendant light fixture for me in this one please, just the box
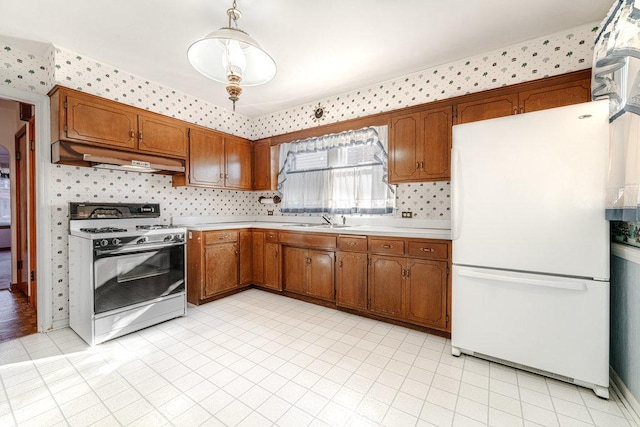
[187,0,276,111]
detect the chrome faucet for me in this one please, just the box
[321,214,332,225]
[341,215,346,225]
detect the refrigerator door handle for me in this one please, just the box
[458,268,588,292]
[451,147,461,240]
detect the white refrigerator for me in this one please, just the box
[451,100,611,399]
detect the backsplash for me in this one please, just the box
[2,22,598,326]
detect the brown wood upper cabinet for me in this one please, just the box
[253,138,278,191]
[455,77,591,125]
[389,105,452,183]
[50,86,188,158]
[175,127,252,190]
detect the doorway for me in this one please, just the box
[0,99,37,342]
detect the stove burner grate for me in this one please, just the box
[136,225,174,230]
[80,227,128,234]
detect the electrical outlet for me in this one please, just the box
[267,210,274,216]
[401,211,413,218]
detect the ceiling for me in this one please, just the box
[0,0,613,118]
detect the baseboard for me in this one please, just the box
[51,318,70,330]
[9,283,19,292]
[610,366,640,425]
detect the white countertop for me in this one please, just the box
[173,216,452,240]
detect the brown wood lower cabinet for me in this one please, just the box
[188,227,451,333]
[187,229,253,304]
[368,255,404,317]
[404,259,449,330]
[335,251,368,310]
[283,246,335,301]
[263,242,281,290]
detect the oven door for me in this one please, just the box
[93,242,185,315]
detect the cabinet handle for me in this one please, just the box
[513,107,518,115]
[339,260,343,268]
[406,269,410,278]
[225,173,229,179]
[138,131,143,141]
[419,161,424,170]
[420,247,435,252]
[220,173,224,179]
[305,257,311,264]
[382,244,393,249]
[520,107,524,114]
[275,250,278,259]
[348,242,357,246]
[129,130,135,139]
[401,268,406,278]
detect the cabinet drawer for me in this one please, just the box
[204,230,238,245]
[338,235,368,252]
[407,241,449,260]
[265,230,279,243]
[279,232,337,249]
[369,238,405,256]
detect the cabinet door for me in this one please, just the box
[421,106,452,180]
[336,251,368,310]
[203,242,238,297]
[389,112,422,183]
[456,93,518,124]
[307,250,335,301]
[225,137,253,190]
[368,255,404,317]
[519,79,591,114]
[404,259,448,329]
[239,230,253,286]
[283,246,307,295]
[65,93,137,149]
[189,129,225,187]
[253,139,271,190]
[252,230,265,285]
[137,112,188,157]
[264,242,281,290]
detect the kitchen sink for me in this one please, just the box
[291,223,351,229]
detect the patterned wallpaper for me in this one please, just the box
[2,22,597,325]
[53,47,252,139]
[0,43,51,94]
[252,23,597,138]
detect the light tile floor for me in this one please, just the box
[0,289,638,427]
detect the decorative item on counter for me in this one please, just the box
[258,195,281,205]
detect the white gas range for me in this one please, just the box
[68,202,187,345]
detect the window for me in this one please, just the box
[277,126,395,214]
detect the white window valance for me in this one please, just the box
[277,126,395,214]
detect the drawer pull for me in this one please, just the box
[348,242,357,246]
[420,247,435,252]
[382,244,393,249]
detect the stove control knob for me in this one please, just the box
[100,239,109,247]
[163,234,174,242]
[175,233,184,241]
[112,238,122,246]
[136,236,148,244]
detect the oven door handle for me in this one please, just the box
[95,241,184,256]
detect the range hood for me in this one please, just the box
[52,141,185,174]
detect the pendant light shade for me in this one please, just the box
[187,1,276,110]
